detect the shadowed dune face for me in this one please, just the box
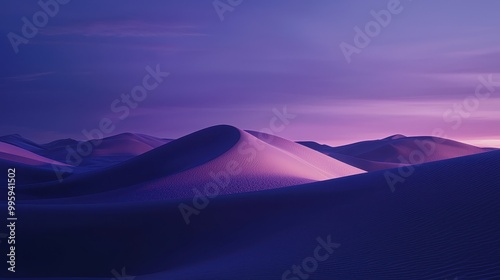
[0,127,494,201]
[3,148,500,279]
[0,127,499,279]
[130,127,364,200]
[86,133,170,157]
[0,134,44,152]
[0,133,173,176]
[38,133,171,161]
[0,142,70,166]
[0,128,493,190]
[11,125,363,201]
[15,125,242,198]
[0,142,73,185]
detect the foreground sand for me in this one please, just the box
[0,126,498,279]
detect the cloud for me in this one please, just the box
[1,72,54,82]
[291,98,500,120]
[41,20,207,38]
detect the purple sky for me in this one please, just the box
[1,0,499,147]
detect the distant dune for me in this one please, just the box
[0,141,70,167]
[0,134,44,152]
[39,133,170,159]
[300,134,494,171]
[0,133,172,174]
[0,126,498,279]
[11,125,363,201]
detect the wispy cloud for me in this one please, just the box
[292,98,500,120]
[41,20,207,37]
[2,72,54,82]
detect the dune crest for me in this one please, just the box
[301,135,494,171]
[10,125,363,201]
[0,142,70,166]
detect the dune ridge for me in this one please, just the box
[13,125,363,201]
[300,135,494,171]
[2,148,499,279]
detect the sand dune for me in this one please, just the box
[4,148,499,279]
[0,142,70,166]
[0,134,44,152]
[300,134,493,171]
[247,130,365,176]
[133,126,364,199]
[0,142,73,185]
[78,133,170,157]
[0,127,498,279]
[0,133,172,172]
[39,133,170,159]
[15,125,363,200]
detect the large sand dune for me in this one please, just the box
[2,147,499,279]
[0,127,498,279]
[13,125,363,200]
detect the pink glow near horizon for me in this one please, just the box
[1,1,500,146]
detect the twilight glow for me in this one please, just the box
[1,0,499,147]
[2,2,500,279]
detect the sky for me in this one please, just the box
[1,0,499,147]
